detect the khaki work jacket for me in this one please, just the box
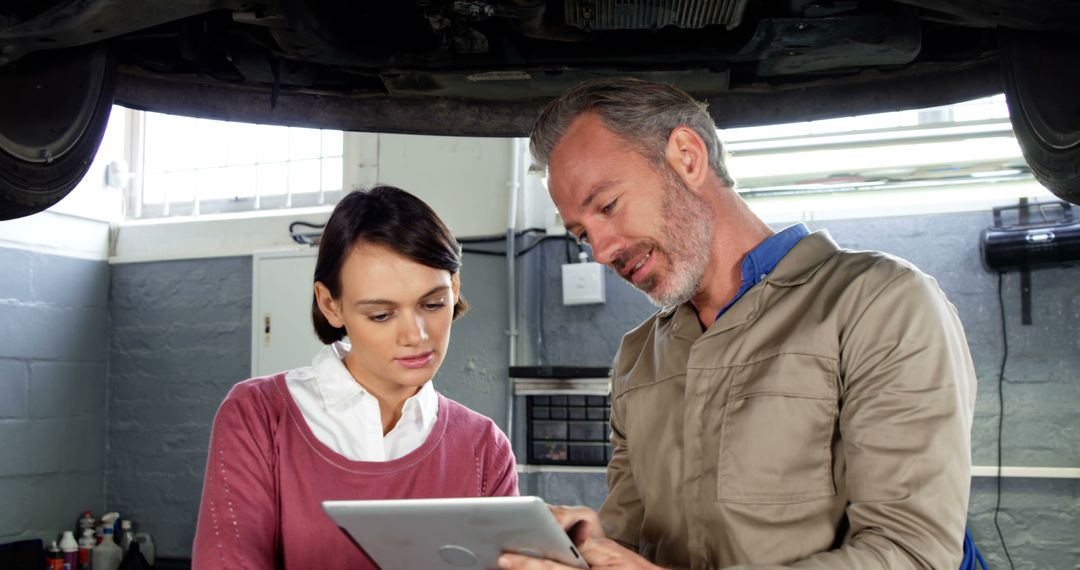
[600,231,977,569]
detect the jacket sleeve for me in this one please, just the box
[737,269,976,569]
[481,421,520,497]
[598,376,646,551]
[192,387,280,570]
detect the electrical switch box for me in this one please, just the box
[561,262,606,305]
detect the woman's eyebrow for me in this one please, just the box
[354,285,450,307]
[420,285,451,298]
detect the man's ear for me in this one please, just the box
[665,126,710,189]
[314,281,344,328]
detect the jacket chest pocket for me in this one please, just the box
[715,353,839,504]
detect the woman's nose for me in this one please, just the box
[399,312,428,345]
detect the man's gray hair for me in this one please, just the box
[529,77,735,187]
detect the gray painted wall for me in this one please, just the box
[0,248,109,545]
[533,210,1080,569]
[107,257,252,557]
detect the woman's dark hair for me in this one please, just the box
[312,185,469,344]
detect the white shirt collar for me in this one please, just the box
[311,342,438,421]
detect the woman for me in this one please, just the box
[193,186,518,568]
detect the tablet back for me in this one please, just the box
[322,496,589,569]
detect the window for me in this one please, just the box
[133,112,344,218]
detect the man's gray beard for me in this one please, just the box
[639,172,713,308]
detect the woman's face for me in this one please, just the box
[315,242,458,401]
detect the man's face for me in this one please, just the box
[546,113,713,306]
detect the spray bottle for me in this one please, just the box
[78,528,96,570]
[59,531,78,570]
[46,541,64,570]
[92,512,123,570]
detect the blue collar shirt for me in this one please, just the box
[716,223,810,320]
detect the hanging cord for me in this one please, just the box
[993,271,1016,570]
[462,234,577,257]
[289,221,325,245]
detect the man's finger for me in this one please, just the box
[497,552,576,569]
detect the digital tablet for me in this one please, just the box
[322,496,589,569]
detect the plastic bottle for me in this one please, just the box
[78,511,95,534]
[78,528,96,570]
[47,540,64,570]
[119,519,135,552]
[133,532,155,566]
[60,531,79,570]
[92,512,123,570]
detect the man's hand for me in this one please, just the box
[497,537,661,569]
[549,505,605,545]
[497,505,661,570]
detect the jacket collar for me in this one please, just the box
[656,230,840,336]
[762,230,841,287]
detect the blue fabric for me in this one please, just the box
[716,223,810,319]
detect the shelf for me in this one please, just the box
[512,377,610,396]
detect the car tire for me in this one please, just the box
[0,44,117,220]
[1000,28,1080,205]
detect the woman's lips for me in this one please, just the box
[396,351,435,369]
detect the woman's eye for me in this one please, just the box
[423,302,447,311]
[369,313,391,322]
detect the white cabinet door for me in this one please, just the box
[251,249,324,376]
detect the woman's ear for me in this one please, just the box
[314,281,345,328]
[451,273,461,305]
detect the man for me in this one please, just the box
[500,78,977,569]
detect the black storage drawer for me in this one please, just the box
[526,395,612,466]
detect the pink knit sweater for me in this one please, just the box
[192,374,519,569]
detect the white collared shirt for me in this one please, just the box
[285,342,439,462]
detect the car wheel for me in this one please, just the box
[0,44,117,220]
[1000,28,1080,205]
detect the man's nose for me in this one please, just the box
[588,226,621,267]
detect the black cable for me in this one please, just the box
[457,227,548,244]
[515,235,575,257]
[994,271,1015,570]
[289,221,325,232]
[461,248,509,257]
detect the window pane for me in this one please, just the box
[199,165,256,201]
[257,125,289,163]
[228,122,259,166]
[321,157,343,192]
[321,130,344,157]
[141,172,166,204]
[289,127,322,160]
[162,115,197,173]
[258,163,288,196]
[288,158,320,194]
[196,168,228,201]
[196,118,231,169]
[165,171,196,203]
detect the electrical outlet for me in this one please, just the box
[562,262,606,305]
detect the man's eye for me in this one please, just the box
[423,302,447,311]
[576,232,590,246]
[600,199,617,215]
